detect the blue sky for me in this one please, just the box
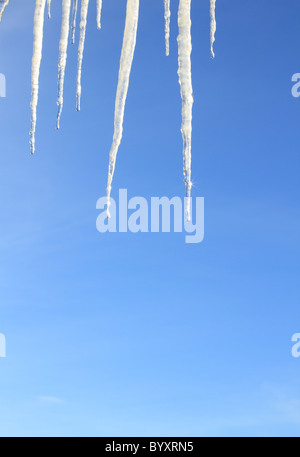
[0,0,299,437]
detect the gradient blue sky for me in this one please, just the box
[0,0,299,437]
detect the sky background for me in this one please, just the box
[0,0,299,437]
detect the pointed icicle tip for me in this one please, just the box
[210,0,216,59]
[30,0,47,156]
[56,0,72,130]
[177,0,193,222]
[106,0,140,212]
[96,0,103,30]
[47,0,52,19]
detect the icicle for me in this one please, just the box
[76,0,90,112]
[30,0,47,155]
[210,0,216,58]
[56,0,71,130]
[71,0,78,45]
[106,0,140,218]
[0,0,11,24]
[164,0,170,56]
[177,0,193,221]
[96,0,102,30]
[47,0,52,19]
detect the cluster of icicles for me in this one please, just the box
[0,0,217,221]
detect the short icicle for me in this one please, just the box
[164,0,171,56]
[47,0,52,19]
[210,0,216,58]
[56,0,72,130]
[177,0,193,221]
[30,0,47,155]
[71,0,78,44]
[96,0,102,30]
[76,0,90,112]
[106,0,140,218]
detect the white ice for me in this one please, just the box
[71,0,78,45]
[56,0,71,130]
[164,0,171,56]
[0,0,11,24]
[106,0,140,218]
[47,0,52,19]
[30,0,47,155]
[1,0,203,209]
[76,0,90,112]
[97,0,102,30]
[210,0,216,58]
[177,0,193,221]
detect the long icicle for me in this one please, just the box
[96,0,102,30]
[106,0,140,218]
[177,0,193,221]
[210,0,216,58]
[47,0,52,19]
[0,0,11,24]
[164,0,171,56]
[30,0,47,155]
[71,0,78,45]
[56,0,72,130]
[76,0,90,112]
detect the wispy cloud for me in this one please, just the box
[38,396,64,405]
